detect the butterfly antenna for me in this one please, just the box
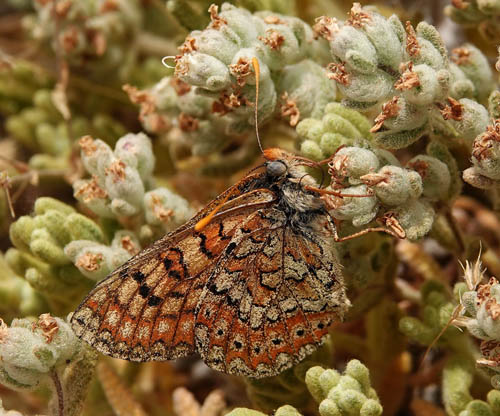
[251,57,264,155]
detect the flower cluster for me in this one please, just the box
[324,143,456,240]
[24,0,143,81]
[228,359,382,416]
[315,4,493,148]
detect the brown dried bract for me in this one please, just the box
[178,112,199,132]
[370,96,400,133]
[280,92,300,127]
[407,159,429,179]
[229,58,252,87]
[346,3,371,28]
[123,84,167,132]
[451,47,471,65]
[264,15,286,25]
[259,29,285,50]
[451,0,469,9]
[38,313,59,343]
[76,252,104,272]
[379,212,406,239]
[0,318,8,343]
[327,62,350,85]
[313,16,340,41]
[174,56,189,77]
[170,77,191,96]
[106,160,127,183]
[120,235,140,256]
[79,135,98,156]
[75,175,108,202]
[360,171,389,186]
[405,21,420,57]
[472,119,500,160]
[208,4,227,29]
[178,37,197,55]
[439,97,463,121]
[150,194,174,224]
[395,62,420,91]
[212,91,249,115]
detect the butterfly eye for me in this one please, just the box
[266,160,287,177]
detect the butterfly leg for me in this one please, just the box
[304,185,374,198]
[329,213,405,242]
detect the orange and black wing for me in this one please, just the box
[194,209,347,378]
[70,184,276,362]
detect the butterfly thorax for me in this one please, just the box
[256,152,329,235]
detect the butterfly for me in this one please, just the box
[70,146,353,378]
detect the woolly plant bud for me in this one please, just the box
[462,278,500,342]
[305,361,382,416]
[392,199,434,240]
[446,98,489,143]
[277,60,336,125]
[407,155,451,200]
[114,132,155,183]
[449,44,495,102]
[64,231,139,281]
[297,104,371,160]
[361,166,422,206]
[0,314,80,390]
[174,3,327,139]
[329,147,380,185]
[328,185,378,227]
[467,120,500,183]
[144,188,193,231]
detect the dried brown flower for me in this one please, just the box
[379,212,406,239]
[229,58,252,87]
[472,119,500,160]
[170,77,192,96]
[371,96,400,132]
[405,21,420,57]
[264,15,286,24]
[120,235,140,255]
[395,62,420,91]
[105,160,127,182]
[451,47,471,65]
[346,3,371,28]
[439,97,463,121]
[178,37,197,55]
[258,29,285,50]
[178,112,199,132]
[76,252,104,272]
[327,62,350,85]
[313,16,340,40]
[75,175,108,202]
[407,159,429,179]
[208,4,227,30]
[38,313,59,343]
[280,92,300,127]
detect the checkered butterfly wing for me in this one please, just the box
[71,171,346,378]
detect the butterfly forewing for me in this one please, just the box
[71,187,276,361]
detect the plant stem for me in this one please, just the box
[51,370,64,416]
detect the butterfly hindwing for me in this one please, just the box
[194,208,347,377]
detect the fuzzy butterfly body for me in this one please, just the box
[71,148,348,378]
